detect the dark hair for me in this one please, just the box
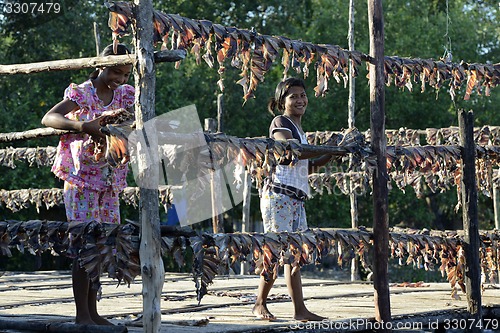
[267,77,306,116]
[89,43,131,79]
[101,43,131,56]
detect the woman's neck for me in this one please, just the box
[92,77,107,92]
[283,113,303,132]
[284,113,301,125]
[91,78,113,105]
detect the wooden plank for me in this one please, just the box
[367,0,391,328]
[133,1,164,332]
[0,50,186,75]
[458,109,482,331]
[3,272,500,333]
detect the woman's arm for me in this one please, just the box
[41,99,104,139]
[273,128,335,165]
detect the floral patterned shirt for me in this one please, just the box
[51,80,135,191]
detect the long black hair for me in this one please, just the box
[267,77,306,116]
[89,43,131,79]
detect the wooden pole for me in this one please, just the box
[240,170,252,274]
[348,0,360,282]
[368,0,391,328]
[0,50,185,75]
[210,170,224,234]
[204,118,224,234]
[494,183,500,283]
[458,109,482,331]
[133,0,164,332]
[494,185,500,230]
[216,95,225,233]
[0,127,72,143]
[93,22,101,56]
[217,94,224,133]
[215,92,235,244]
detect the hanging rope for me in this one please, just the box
[442,0,453,62]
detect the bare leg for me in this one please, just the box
[88,278,113,325]
[72,259,94,325]
[284,264,326,321]
[252,275,277,320]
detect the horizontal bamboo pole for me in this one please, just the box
[0,49,186,75]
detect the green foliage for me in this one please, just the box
[0,0,499,272]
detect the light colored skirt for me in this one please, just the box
[260,189,307,232]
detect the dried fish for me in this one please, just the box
[105,2,497,102]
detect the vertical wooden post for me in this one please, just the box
[217,93,224,133]
[348,0,360,282]
[458,109,482,331]
[241,171,252,231]
[494,185,500,230]
[216,95,224,233]
[494,184,500,283]
[204,118,217,132]
[204,118,224,234]
[93,22,100,56]
[240,170,252,274]
[133,0,164,332]
[368,0,391,327]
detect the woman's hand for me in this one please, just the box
[81,117,106,140]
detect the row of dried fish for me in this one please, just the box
[204,130,368,190]
[425,126,500,146]
[0,220,141,287]
[167,227,500,301]
[306,125,500,147]
[0,146,57,169]
[386,145,500,199]
[106,2,498,102]
[308,172,371,196]
[3,127,500,171]
[3,142,500,212]
[0,186,174,213]
[206,133,500,199]
[382,57,498,101]
[2,220,500,302]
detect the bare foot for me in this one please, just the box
[91,315,114,325]
[294,310,326,322]
[75,317,96,325]
[252,304,276,321]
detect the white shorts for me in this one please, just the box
[260,189,308,232]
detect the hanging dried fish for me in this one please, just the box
[189,234,221,304]
[105,1,497,101]
[3,220,500,302]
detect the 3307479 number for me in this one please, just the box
[2,2,61,15]
[442,318,499,330]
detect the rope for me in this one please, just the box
[442,0,453,62]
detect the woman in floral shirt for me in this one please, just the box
[41,43,134,325]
